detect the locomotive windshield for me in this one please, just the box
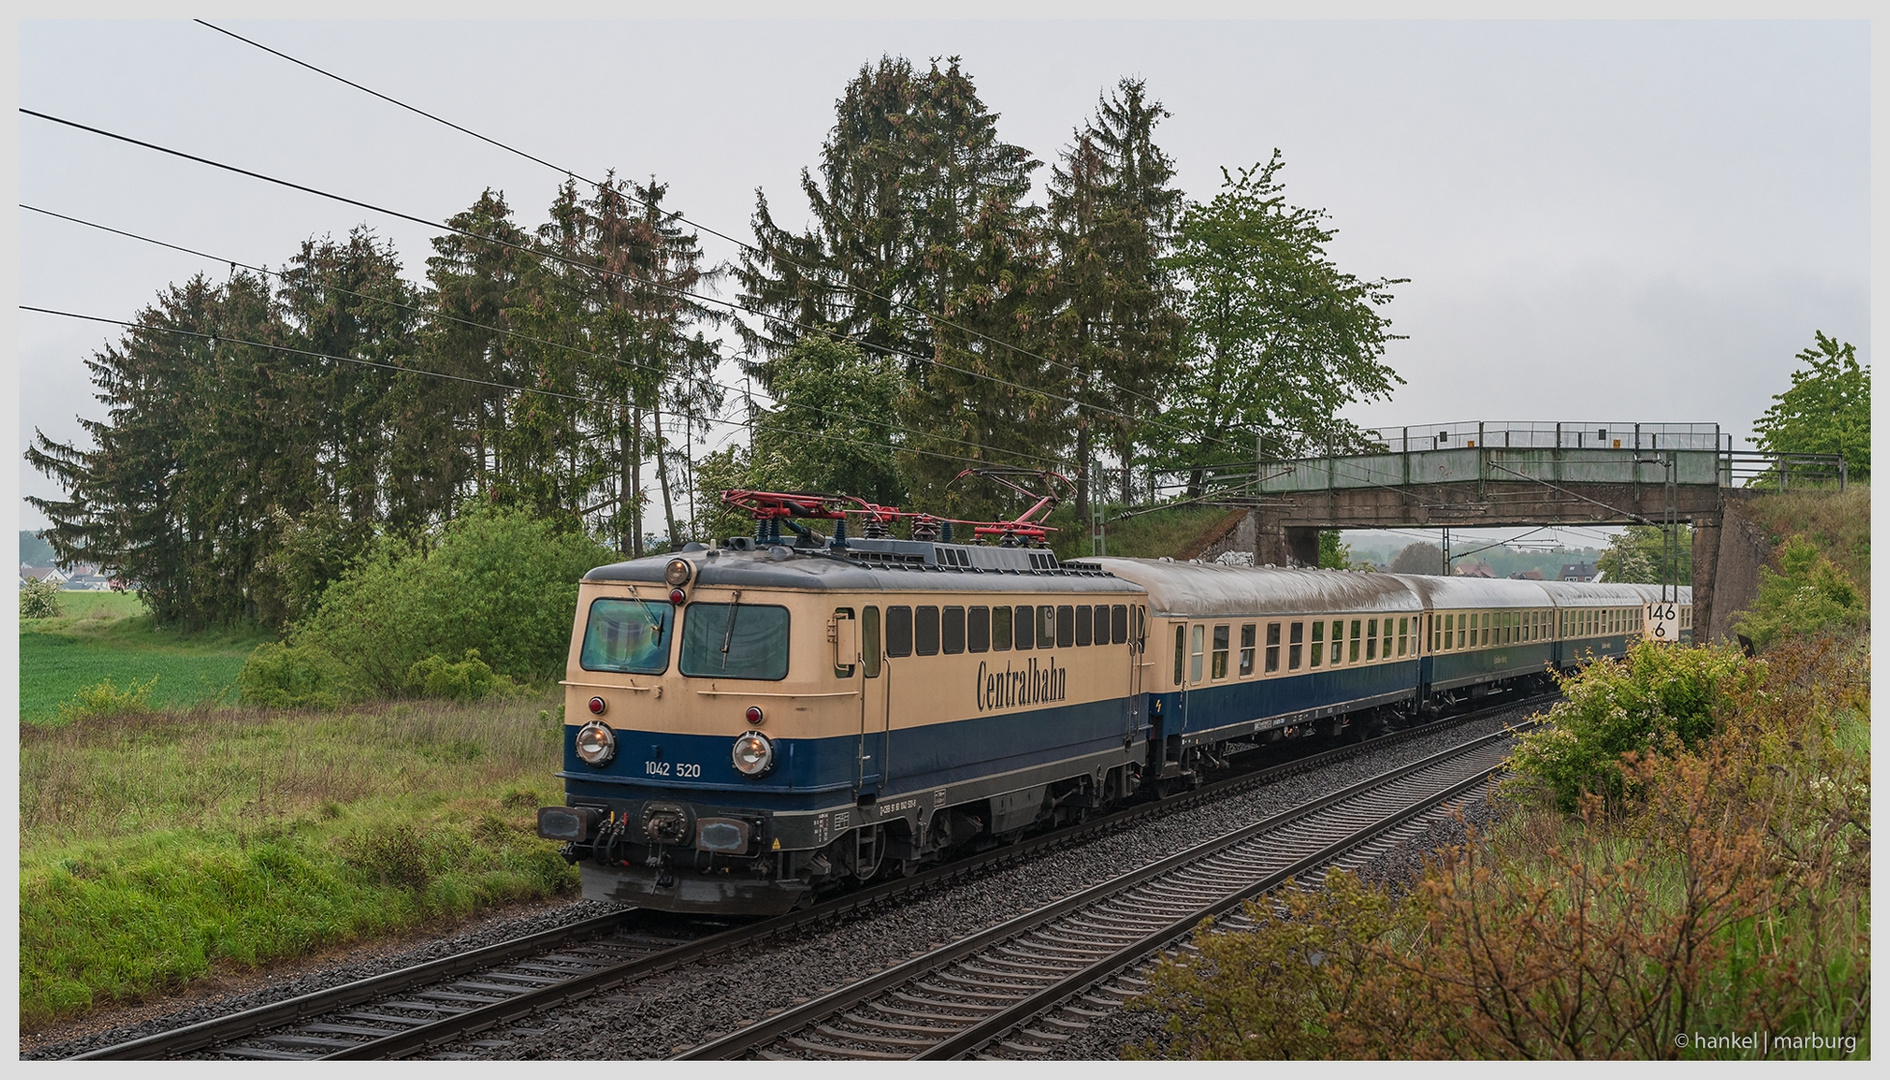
[579,597,672,674]
[680,603,791,680]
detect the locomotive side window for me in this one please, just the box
[1112,604,1129,645]
[1173,624,1186,685]
[679,603,791,680]
[1211,625,1229,679]
[942,606,966,655]
[1057,605,1075,649]
[862,606,882,678]
[1264,622,1281,673]
[1366,618,1378,661]
[886,606,914,657]
[1289,622,1304,670]
[1091,605,1107,645]
[991,605,1012,652]
[1240,623,1257,675]
[968,606,990,653]
[1310,620,1323,667]
[915,606,940,656]
[1038,606,1057,650]
[1015,605,1034,650]
[1076,605,1093,647]
[579,597,672,675]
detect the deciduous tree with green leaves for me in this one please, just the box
[1751,331,1869,479]
[1157,153,1405,496]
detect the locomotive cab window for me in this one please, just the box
[679,603,791,680]
[579,597,673,675]
[862,606,881,677]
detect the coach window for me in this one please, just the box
[1076,604,1093,647]
[1347,619,1361,663]
[968,606,990,653]
[1310,620,1324,667]
[1330,619,1345,664]
[1015,605,1034,650]
[1397,616,1409,657]
[1363,618,1376,661]
[1190,624,1206,683]
[862,606,882,678]
[1173,625,1186,685]
[915,606,941,656]
[1265,622,1281,673]
[1241,623,1257,675]
[1289,622,1304,670]
[1057,605,1076,649]
[1211,625,1230,679]
[1482,612,1492,646]
[886,606,914,657]
[991,605,1012,652]
[1039,606,1058,650]
[942,606,966,655]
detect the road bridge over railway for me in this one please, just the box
[1215,421,1847,643]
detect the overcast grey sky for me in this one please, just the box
[11,16,1870,538]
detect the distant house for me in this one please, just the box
[1558,563,1598,582]
[1508,569,1546,580]
[65,573,112,591]
[1453,561,1495,579]
[20,565,68,585]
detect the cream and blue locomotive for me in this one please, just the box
[537,511,1691,916]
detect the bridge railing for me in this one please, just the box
[1362,421,1726,454]
[1721,451,1849,491]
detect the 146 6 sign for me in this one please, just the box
[1644,600,1679,642]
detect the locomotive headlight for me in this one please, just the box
[731,730,775,776]
[575,721,617,766]
[664,558,693,587]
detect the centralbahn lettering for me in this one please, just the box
[975,656,1069,712]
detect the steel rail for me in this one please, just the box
[675,723,1526,1060]
[67,691,1546,1061]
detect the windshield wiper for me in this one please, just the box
[626,585,665,642]
[719,589,743,671]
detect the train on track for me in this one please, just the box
[537,490,1692,916]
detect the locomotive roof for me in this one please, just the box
[1079,558,1420,618]
[583,542,1143,596]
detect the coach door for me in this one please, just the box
[857,605,889,796]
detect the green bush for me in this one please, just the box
[55,676,158,724]
[405,649,513,702]
[237,641,362,709]
[21,578,64,619]
[289,505,613,697]
[1509,640,1761,812]
[1735,535,1867,651]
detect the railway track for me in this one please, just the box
[67,694,1544,1061]
[675,726,1522,1061]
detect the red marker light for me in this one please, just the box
[669,588,687,604]
[588,696,607,715]
[745,706,764,726]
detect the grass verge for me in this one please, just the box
[18,692,575,1029]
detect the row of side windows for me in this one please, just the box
[882,603,1133,658]
[1173,616,1416,685]
[1553,606,1644,639]
[1431,609,1554,651]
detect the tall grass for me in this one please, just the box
[18,692,575,1028]
[20,592,268,724]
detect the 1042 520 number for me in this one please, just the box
[645,761,702,778]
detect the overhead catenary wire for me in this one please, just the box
[21,104,1272,467]
[191,17,1252,438]
[19,202,1075,476]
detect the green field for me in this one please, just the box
[19,592,271,724]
